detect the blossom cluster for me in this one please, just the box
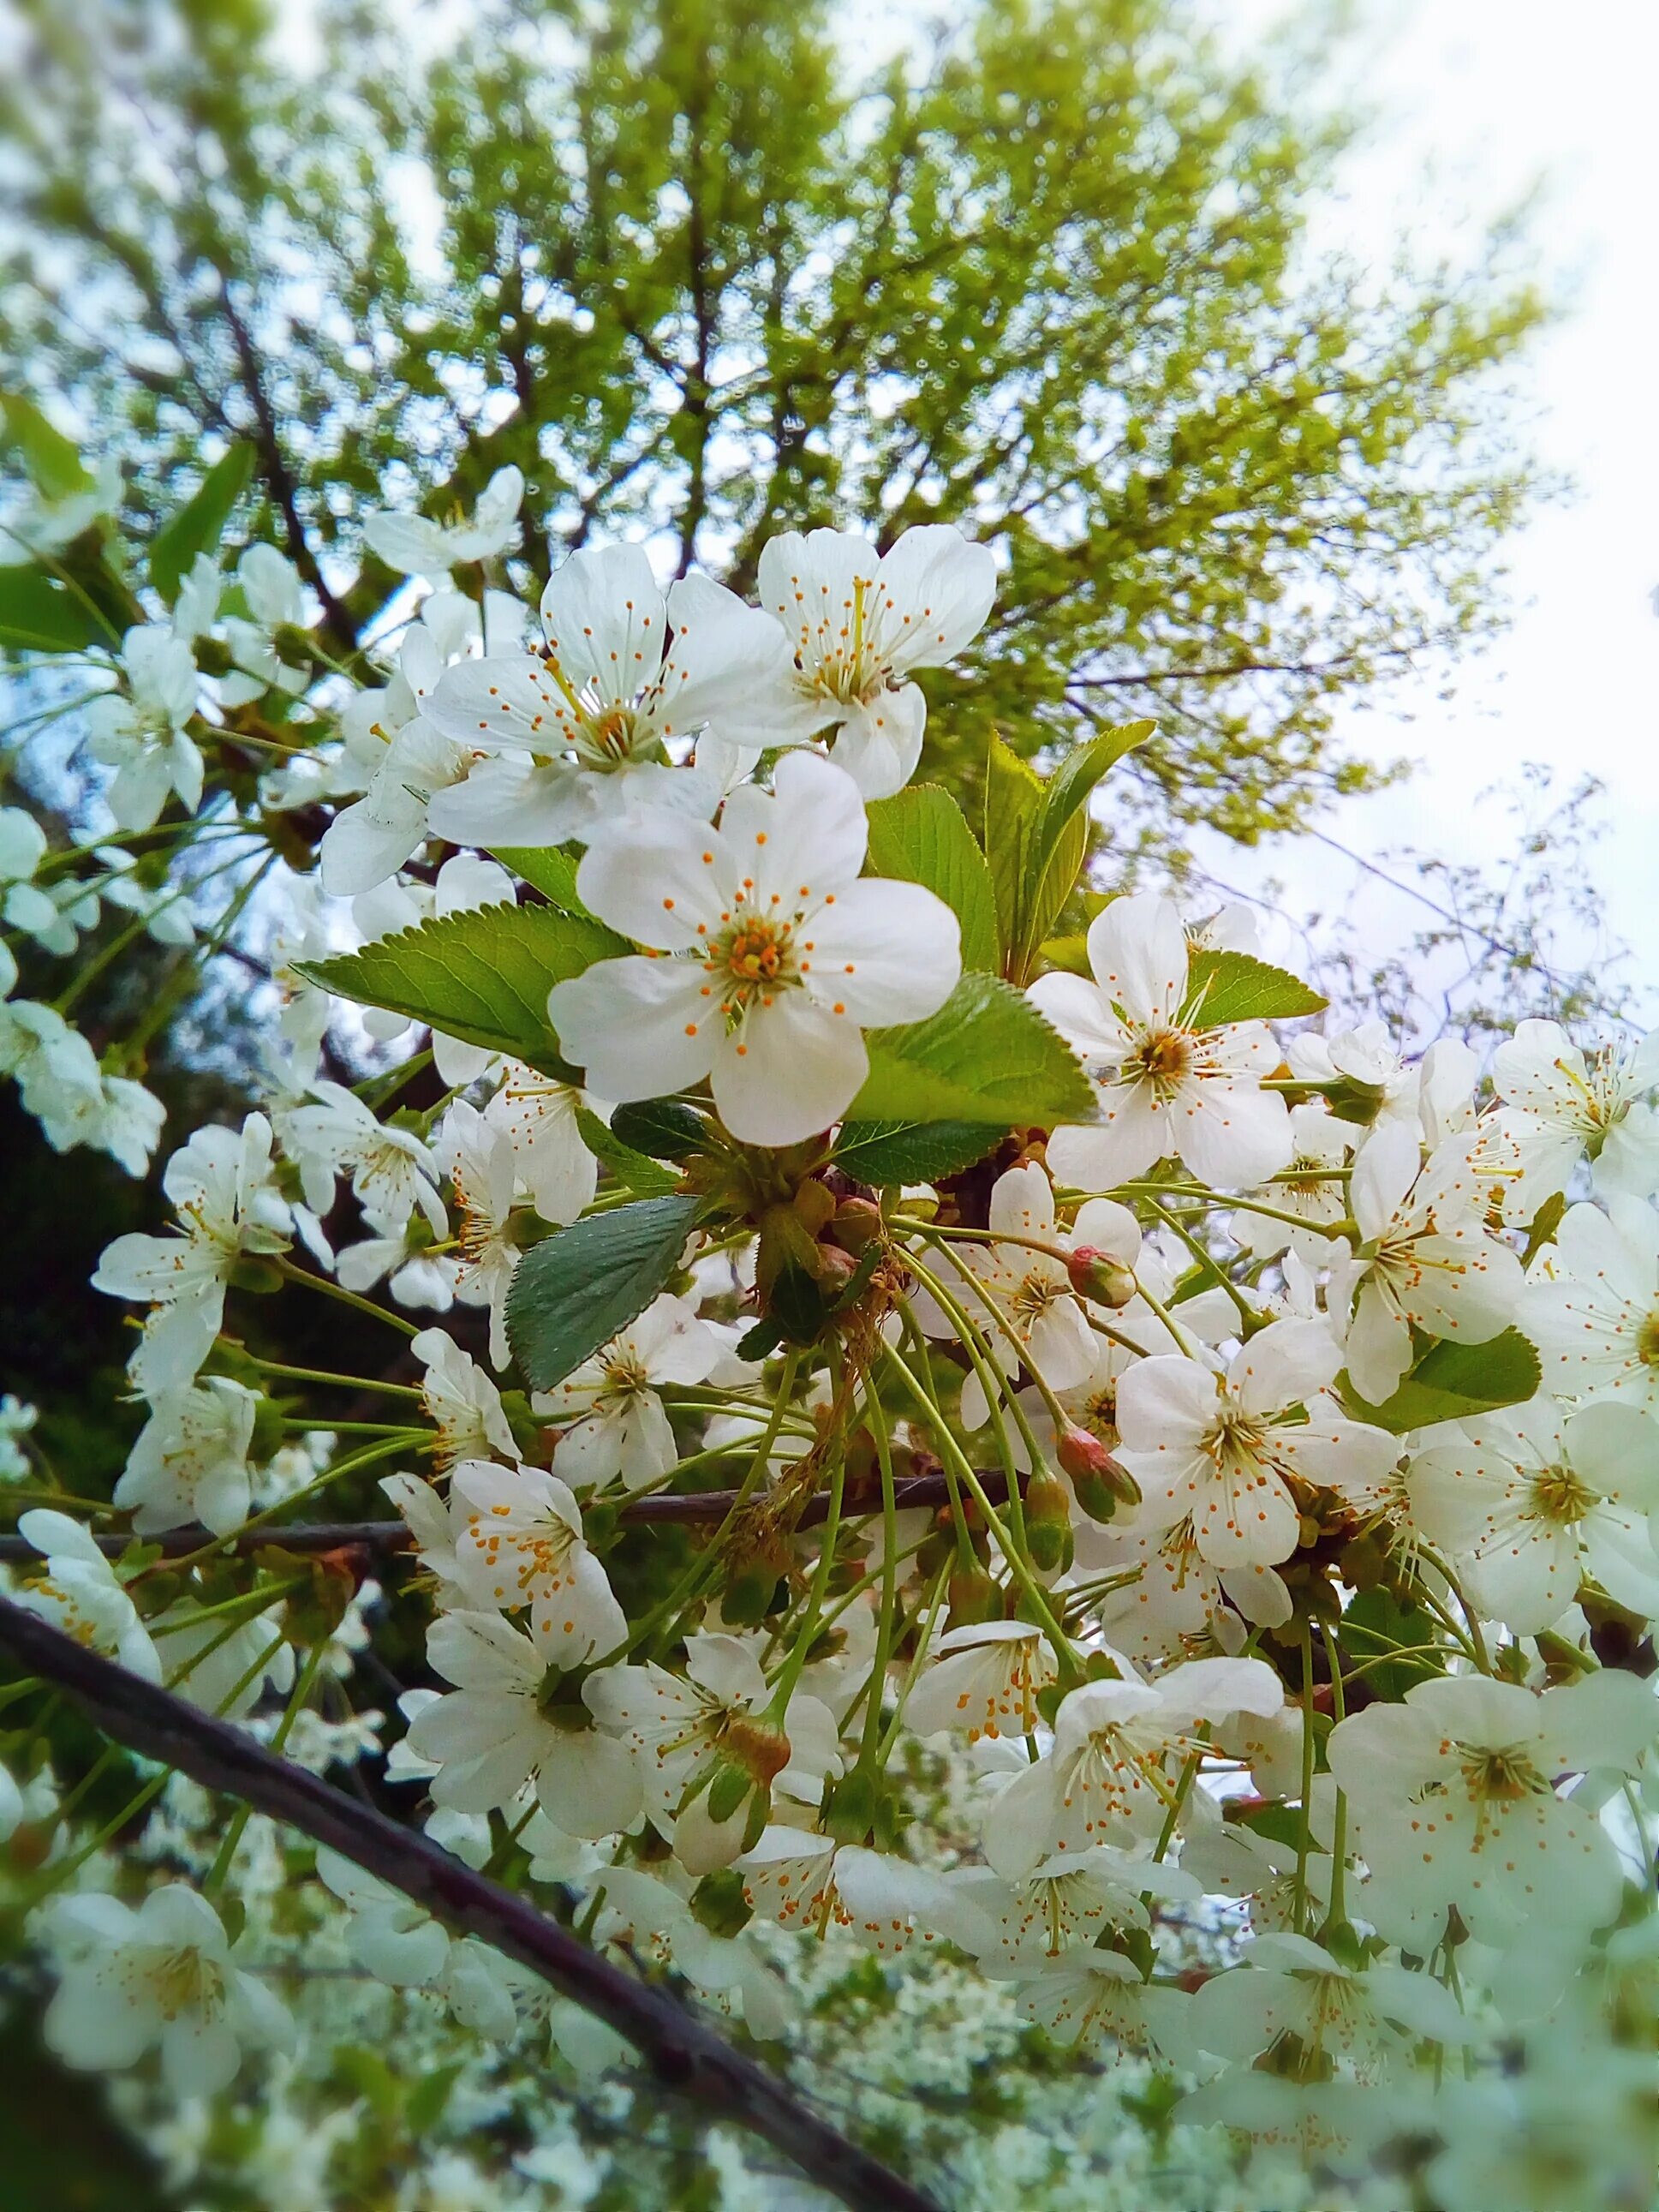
[3,446,1656,2207]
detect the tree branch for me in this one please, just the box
[0,1468,1012,1561]
[0,1596,942,2212]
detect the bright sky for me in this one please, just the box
[1191,0,1659,1008]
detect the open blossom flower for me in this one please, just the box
[218,544,311,706]
[484,1061,598,1224]
[413,1326,522,1468]
[735,1828,991,1957]
[15,1510,160,1681]
[115,1376,260,1535]
[450,1460,626,1662]
[1029,892,1292,1193]
[276,1079,447,1239]
[407,1610,643,1839]
[1013,1946,1190,2058]
[754,523,997,798]
[1183,1931,1471,2082]
[1328,1670,1658,1952]
[904,1620,1060,1743]
[952,1844,1201,1966]
[583,1631,841,1873]
[1491,1019,1659,1216]
[1404,1397,1659,1633]
[548,749,961,1146]
[1116,1318,1399,1569]
[1232,1102,1353,1263]
[1072,1503,1293,1662]
[441,1101,522,1369]
[1340,1121,1524,1404]
[982,1656,1283,1877]
[425,542,803,846]
[362,463,524,578]
[86,625,202,832]
[1527,1198,1659,1416]
[315,1849,519,2040]
[41,1884,291,2096]
[92,1114,291,1394]
[320,622,474,895]
[534,1292,719,1493]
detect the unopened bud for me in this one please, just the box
[791,1178,836,1237]
[1024,1468,1074,1575]
[947,1565,1005,1628]
[826,1196,883,1253]
[1066,1246,1138,1309]
[1055,1426,1140,1521]
[720,1714,793,1788]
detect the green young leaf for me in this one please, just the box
[490,843,594,918]
[0,392,92,500]
[0,567,111,653]
[1023,719,1154,930]
[982,733,1046,964]
[832,1118,1000,1187]
[1340,1328,1543,1436]
[505,1193,701,1390]
[865,783,1000,972]
[610,1098,710,1159]
[575,1104,678,1197]
[295,901,625,1076]
[147,443,254,604]
[850,972,1094,1127]
[983,722,1153,982]
[1180,946,1328,1026]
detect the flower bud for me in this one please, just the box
[1055,1426,1140,1521]
[1023,1468,1074,1575]
[947,1564,1005,1628]
[825,1197,883,1253]
[1066,1246,1137,1309]
[720,1713,793,1789]
[791,1177,837,1237]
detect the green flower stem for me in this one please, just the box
[161,1432,426,1574]
[237,1354,423,1399]
[1320,1620,1349,1928]
[897,1246,1030,1556]
[206,1636,326,1898]
[276,1258,421,1339]
[1141,1197,1260,1330]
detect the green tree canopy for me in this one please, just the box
[2,0,1544,858]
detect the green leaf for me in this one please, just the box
[851,972,1094,1127]
[832,1118,1000,1187]
[490,843,594,918]
[1340,1328,1542,1436]
[296,901,625,1075]
[148,443,254,603]
[0,567,110,653]
[506,1193,701,1390]
[610,1097,710,1159]
[983,723,1153,983]
[1,392,92,500]
[1340,1587,1446,1698]
[575,1104,678,1196]
[865,783,999,972]
[1180,946,1327,1026]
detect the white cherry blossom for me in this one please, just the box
[534,1292,719,1494]
[412,1325,522,1468]
[1328,1669,1657,1951]
[1184,1931,1470,2081]
[441,1101,522,1369]
[425,543,802,846]
[362,463,524,578]
[547,749,960,1145]
[15,1510,160,1681]
[1403,1396,1659,1632]
[92,1114,292,1394]
[86,625,202,832]
[218,545,310,706]
[1116,1318,1399,1570]
[42,1884,290,2096]
[276,1079,447,1239]
[1340,1121,1523,1404]
[1492,1019,1659,1217]
[450,1460,626,1662]
[484,1061,598,1224]
[903,1619,1059,1743]
[407,1610,643,1838]
[1071,1504,1293,1662]
[115,1377,260,1535]
[1029,891,1292,1193]
[754,523,997,797]
[1527,1198,1659,1416]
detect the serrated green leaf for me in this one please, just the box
[1,392,92,500]
[1340,1328,1542,1436]
[490,843,594,918]
[576,1103,677,1196]
[850,973,1094,1127]
[1180,946,1327,1026]
[0,567,110,653]
[983,723,1153,983]
[1025,720,1153,935]
[983,733,1046,965]
[506,1193,701,1389]
[148,443,254,604]
[610,1097,710,1159]
[832,1118,1000,1187]
[866,783,999,972]
[296,902,625,1076]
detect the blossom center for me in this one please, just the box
[1637,1311,1659,1369]
[1123,1027,1195,1096]
[1457,1742,1549,1805]
[708,912,802,1019]
[142,1946,224,2022]
[1526,1461,1596,1526]
[1009,1267,1067,1324]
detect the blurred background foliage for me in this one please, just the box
[0,0,1558,2203]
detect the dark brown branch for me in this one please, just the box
[0,1597,941,2212]
[0,1468,1012,1561]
